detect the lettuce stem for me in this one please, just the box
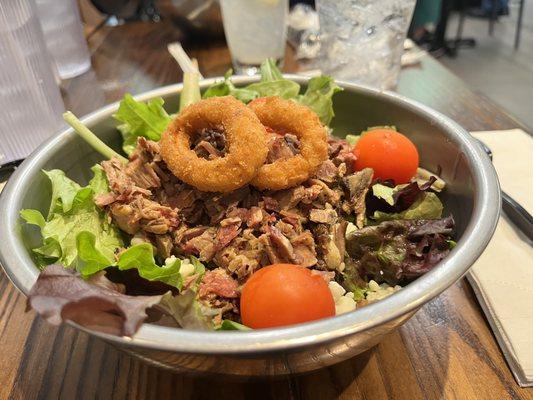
[63,111,128,163]
[179,72,201,112]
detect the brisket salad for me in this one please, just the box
[21,60,455,335]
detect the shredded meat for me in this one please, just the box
[198,269,239,299]
[191,128,227,159]
[98,136,373,320]
[266,133,300,163]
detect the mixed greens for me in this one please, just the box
[20,60,455,335]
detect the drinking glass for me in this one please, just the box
[35,0,92,79]
[0,0,65,164]
[314,0,416,90]
[220,0,289,76]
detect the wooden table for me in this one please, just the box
[1,21,532,400]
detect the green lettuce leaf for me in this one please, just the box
[245,80,300,100]
[345,134,359,146]
[216,320,251,331]
[202,70,259,103]
[33,237,62,265]
[201,59,343,125]
[113,94,171,155]
[361,125,397,135]
[351,286,367,301]
[372,192,443,222]
[116,244,184,288]
[20,209,46,228]
[371,183,396,206]
[76,236,206,292]
[88,165,110,196]
[44,169,82,216]
[159,290,217,330]
[76,231,113,275]
[296,75,342,125]
[245,59,300,99]
[20,169,123,269]
[345,126,397,148]
[259,58,284,81]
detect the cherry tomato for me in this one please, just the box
[240,264,335,329]
[353,129,419,184]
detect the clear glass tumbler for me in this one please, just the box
[314,0,416,90]
[0,0,65,164]
[220,0,289,76]
[35,0,91,79]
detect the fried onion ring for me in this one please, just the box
[160,96,268,192]
[248,96,328,190]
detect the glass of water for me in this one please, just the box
[0,0,65,165]
[35,0,91,80]
[220,0,289,76]
[314,0,416,90]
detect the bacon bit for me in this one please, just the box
[198,269,239,299]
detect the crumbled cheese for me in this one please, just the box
[178,259,195,278]
[328,281,357,315]
[164,255,177,267]
[163,257,195,278]
[335,295,356,314]
[329,281,346,301]
[368,280,380,291]
[365,280,401,302]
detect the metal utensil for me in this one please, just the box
[0,77,500,375]
[477,138,533,241]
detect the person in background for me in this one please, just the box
[409,0,443,45]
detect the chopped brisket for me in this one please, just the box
[191,128,227,160]
[97,135,376,320]
[309,207,338,224]
[314,160,338,183]
[342,168,373,228]
[198,269,239,299]
[266,133,300,163]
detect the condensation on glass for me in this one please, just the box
[314,0,416,90]
[35,0,91,79]
[0,0,65,164]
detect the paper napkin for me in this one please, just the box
[469,129,533,387]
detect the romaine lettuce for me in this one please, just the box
[21,169,123,269]
[113,94,171,155]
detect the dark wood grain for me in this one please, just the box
[1,20,532,400]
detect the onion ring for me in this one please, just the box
[160,96,268,192]
[248,97,328,190]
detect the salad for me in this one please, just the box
[21,60,455,334]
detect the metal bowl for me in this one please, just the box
[0,76,500,376]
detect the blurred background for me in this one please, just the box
[78,0,531,126]
[0,0,530,167]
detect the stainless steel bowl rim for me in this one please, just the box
[0,75,500,355]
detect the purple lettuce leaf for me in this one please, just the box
[27,264,166,336]
[344,216,455,286]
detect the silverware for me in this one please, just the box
[477,138,533,241]
[0,158,23,182]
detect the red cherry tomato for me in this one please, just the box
[353,129,419,184]
[240,264,335,329]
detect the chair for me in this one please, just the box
[480,0,525,49]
